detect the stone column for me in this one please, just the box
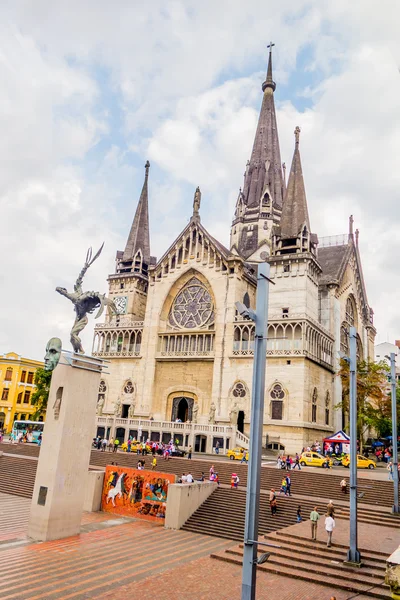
[28,355,102,541]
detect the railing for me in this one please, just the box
[157,332,215,359]
[95,317,144,329]
[318,234,347,248]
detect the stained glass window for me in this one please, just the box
[232,382,246,398]
[270,383,284,420]
[311,388,317,423]
[124,381,134,394]
[168,277,214,330]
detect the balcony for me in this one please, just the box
[92,323,143,358]
[156,332,215,360]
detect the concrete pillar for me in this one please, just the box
[28,355,102,541]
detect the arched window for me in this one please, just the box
[124,381,134,395]
[243,292,250,309]
[340,322,349,356]
[325,391,330,426]
[311,388,318,423]
[356,334,363,361]
[4,368,12,382]
[168,277,214,330]
[270,383,285,420]
[345,296,356,326]
[232,382,247,398]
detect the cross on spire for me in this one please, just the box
[267,42,275,52]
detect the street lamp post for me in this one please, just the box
[238,262,271,600]
[347,326,361,564]
[389,352,399,513]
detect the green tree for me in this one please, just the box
[337,359,390,451]
[31,368,52,419]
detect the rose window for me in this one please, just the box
[168,277,214,329]
[270,384,284,399]
[124,381,134,394]
[232,382,246,398]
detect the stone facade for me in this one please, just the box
[92,51,376,455]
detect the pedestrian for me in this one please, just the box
[187,445,192,459]
[285,474,292,496]
[279,476,288,496]
[325,513,335,547]
[388,461,394,481]
[269,489,277,515]
[231,473,239,489]
[241,449,248,463]
[286,455,291,470]
[108,437,114,452]
[209,464,215,479]
[277,455,282,469]
[310,506,319,540]
[127,438,131,453]
[101,437,107,452]
[293,453,301,470]
[215,441,220,455]
[152,456,157,470]
[186,472,194,483]
[113,438,119,453]
[327,500,335,517]
[340,478,347,494]
[214,472,220,486]
[296,505,302,523]
[197,472,205,482]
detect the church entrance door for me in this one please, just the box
[237,410,244,433]
[121,404,130,419]
[171,396,194,422]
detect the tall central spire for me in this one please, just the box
[122,160,151,265]
[241,44,285,210]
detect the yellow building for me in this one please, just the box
[0,352,44,432]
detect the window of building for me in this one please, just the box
[325,391,330,426]
[340,322,349,356]
[4,368,12,382]
[283,264,290,273]
[243,292,250,309]
[168,277,214,330]
[270,383,285,420]
[1,389,9,401]
[20,371,26,383]
[345,296,355,326]
[17,392,22,404]
[20,414,26,420]
[311,388,318,423]
[124,381,134,395]
[282,308,289,318]
[120,282,125,289]
[232,382,246,398]
[27,372,34,384]
[23,391,30,404]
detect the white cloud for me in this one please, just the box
[0,1,399,359]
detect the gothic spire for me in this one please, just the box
[123,161,151,264]
[241,43,285,210]
[279,127,311,239]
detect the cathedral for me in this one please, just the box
[92,49,376,455]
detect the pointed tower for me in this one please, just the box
[230,44,285,261]
[269,128,320,322]
[273,127,317,255]
[108,161,153,321]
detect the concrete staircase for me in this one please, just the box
[211,532,391,599]
[0,455,37,498]
[181,486,400,541]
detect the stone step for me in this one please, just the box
[210,550,390,599]
[273,530,391,558]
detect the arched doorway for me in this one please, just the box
[237,410,245,434]
[171,397,194,422]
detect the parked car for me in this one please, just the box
[341,454,376,469]
[227,447,249,461]
[300,452,333,468]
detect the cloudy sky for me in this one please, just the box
[1,1,399,360]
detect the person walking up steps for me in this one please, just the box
[293,453,301,470]
[269,489,277,515]
[310,506,319,540]
[187,445,192,459]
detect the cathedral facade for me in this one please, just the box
[92,50,376,454]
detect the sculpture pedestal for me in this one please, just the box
[28,356,102,541]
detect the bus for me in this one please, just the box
[12,420,44,443]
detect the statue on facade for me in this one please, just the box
[114,397,122,417]
[209,401,216,424]
[44,337,62,371]
[229,402,239,425]
[56,244,116,354]
[192,402,199,423]
[96,395,104,416]
[128,402,135,419]
[192,186,201,218]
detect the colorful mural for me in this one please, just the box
[101,465,175,523]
